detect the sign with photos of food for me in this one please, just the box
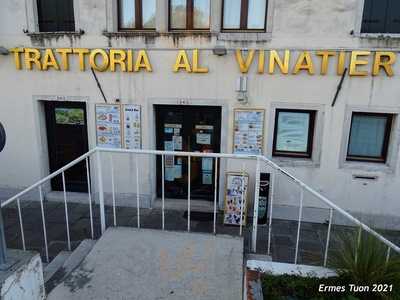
[95,104,122,149]
[223,172,249,226]
[123,104,141,149]
[233,109,265,155]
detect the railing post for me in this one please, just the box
[96,150,106,234]
[239,163,245,236]
[85,157,94,239]
[161,155,165,231]
[252,157,261,252]
[294,187,304,264]
[16,198,26,251]
[135,154,140,229]
[110,154,116,227]
[187,155,191,232]
[0,207,7,266]
[62,172,71,251]
[38,186,49,263]
[213,157,218,235]
[267,169,276,256]
[323,208,333,267]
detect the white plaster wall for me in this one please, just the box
[0,0,400,228]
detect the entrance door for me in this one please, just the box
[45,101,89,192]
[155,105,221,201]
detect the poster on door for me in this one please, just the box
[95,104,122,148]
[223,172,249,226]
[233,109,265,155]
[123,104,141,149]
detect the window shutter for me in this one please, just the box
[361,0,388,33]
[37,0,58,32]
[386,0,400,33]
[37,0,74,32]
[56,0,75,31]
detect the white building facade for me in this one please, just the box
[1,0,400,229]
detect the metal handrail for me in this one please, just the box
[1,146,399,257]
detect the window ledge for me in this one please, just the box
[103,31,216,39]
[26,31,84,38]
[218,32,271,42]
[339,161,394,174]
[270,156,320,168]
[103,31,158,38]
[355,33,400,39]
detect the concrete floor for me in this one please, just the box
[2,200,400,266]
[47,227,244,300]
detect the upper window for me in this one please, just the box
[361,0,400,34]
[169,0,210,30]
[118,0,156,30]
[273,109,316,158]
[37,0,75,32]
[347,112,393,163]
[222,0,267,31]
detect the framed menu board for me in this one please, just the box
[223,172,249,226]
[233,109,265,155]
[95,104,122,148]
[123,104,141,149]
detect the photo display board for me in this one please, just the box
[233,109,265,155]
[123,104,142,149]
[95,104,122,149]
[223,172,249,226]
[96,103,142,149]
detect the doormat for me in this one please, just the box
[183,211,214,222]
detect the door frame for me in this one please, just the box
[33,96,92,194]
[147,98,231,209]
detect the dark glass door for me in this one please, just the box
[45,101,89,192]
[155,105,221,201]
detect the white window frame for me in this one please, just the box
[26,0,81,33]
[354,0,400,39]
[266,102,325,168]
[339,105,400,173]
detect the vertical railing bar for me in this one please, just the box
[109,154,116,227]
[62,172,71,251]
[239,163,245,237]
[85,157,94,240]
[96,150,106,234]
[187,155,191,232]
[386,246,391,263]
[267,169,276,256]
[294,187,304,264]
[16,198,26,251]
[135,154,140,229]
[323,208,333,267]
[213,157,218,235]
[38,186,49,263]
[162,155,165,231]
[355,226,362,264]
[252,157,261,252]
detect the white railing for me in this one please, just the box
[1,147,399,266]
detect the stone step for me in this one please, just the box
[45,239,97,293]
[44,251,71,283]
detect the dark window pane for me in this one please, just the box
[193,0,210,29]
[361,0,388,33]
[38,0,75,32]
[275,111,310,153]
[348,114,388,158]
[143,0,156,28]
[247,0,267,29]
[386,0,400,33]
[170,0,187,29]
[223,0,241,29]
[119,0,135,29]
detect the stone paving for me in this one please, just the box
[2,200,400,266]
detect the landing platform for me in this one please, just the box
[48,227,244,300]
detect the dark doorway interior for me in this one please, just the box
[155,105,222,201]
[44,101,89,192]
